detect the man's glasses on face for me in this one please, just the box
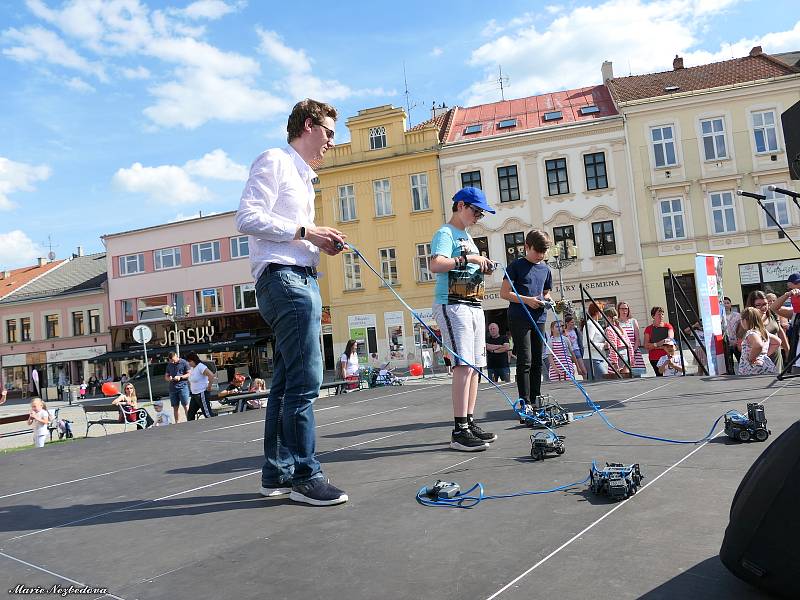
[467,205,484,220]
[315,122,335,141]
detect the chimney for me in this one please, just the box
[37,257,46,267]
[2,270,10,279]
[77,246,84,257]
[431,101,449,119]
[601,60,614,81]
[673,55,684,70]
[749,45,763,57]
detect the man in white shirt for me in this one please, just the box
[236,98,348,507]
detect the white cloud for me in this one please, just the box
[430,46,443,57]
[113,162,210,204]
[170,210,220,222]
[180,0,242,20]
[0,230,44,268]
[0,157,52,210]
[121,65,150,79]
[184,149,247,181]
[462,0,789,105]
[65,76,95,92]
[2,26,106,80]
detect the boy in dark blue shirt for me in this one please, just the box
[500,230,553,412]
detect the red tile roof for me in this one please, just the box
[607,52,799,103]
[408,107,456,142]
[444,85,617,144]
[0,260,65,299]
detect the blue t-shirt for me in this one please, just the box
[166,359,190,390]
[431,224,484,307]
[505,257,552,324]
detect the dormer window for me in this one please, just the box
[369,126,387,150]
[464,124,482,134]
[497,118,517,129]
[579,106,600,115]
[543,111,563,122]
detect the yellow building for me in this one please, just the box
[315,105,453,368]
[606,48,800,321]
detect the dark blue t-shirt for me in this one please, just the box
[505,257,552,324]
[166,359,190,390]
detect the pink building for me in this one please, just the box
[101,212,271,380]
[0,251,111,401]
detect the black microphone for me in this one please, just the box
[767,185,800,199]
[736,189,766,200]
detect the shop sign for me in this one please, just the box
[555,280,621,294]
[760,259,800,283]
[46,345,107,363]
[26,352,46,365]
[347,314,376,329]
[1,353,26,367]
[384,311,405,328]
[322,306,332,326]
[159,321,215,347]
[738,263,761,285]
[412,308,436,325]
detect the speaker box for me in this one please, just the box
[782,100,800,180]
[719,420,800,598]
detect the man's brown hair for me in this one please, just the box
[286,98,338,143]
[525,229,551,253]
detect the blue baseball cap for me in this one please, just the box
[788,272,800,285]
[453,187,496,214]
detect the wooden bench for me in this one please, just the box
[83,404,149,437]
[0,413,32,439]
[320,380,348,396]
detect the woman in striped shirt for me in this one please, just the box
[547,321,577,381]
[617,301,647,376]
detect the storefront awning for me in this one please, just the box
[89,337,268,363]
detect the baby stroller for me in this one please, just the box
[371,363,403,387]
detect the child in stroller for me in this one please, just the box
[369,363,403,387]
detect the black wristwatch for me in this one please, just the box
[299,226,306,239]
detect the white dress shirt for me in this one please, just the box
[236,145,319,281]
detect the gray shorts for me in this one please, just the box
[433,304,486,368]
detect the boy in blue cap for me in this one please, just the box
[430,187,497,451]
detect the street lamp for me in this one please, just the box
[162,303,192,356]
[548,240,578,313]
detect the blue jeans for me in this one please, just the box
[169,386,190,408]
[256,266,323,486]
[487,367,510,382]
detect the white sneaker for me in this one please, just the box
[259,484,292,498]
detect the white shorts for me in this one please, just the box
[33,432,46,448]
[433,304,486,368]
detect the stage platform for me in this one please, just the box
[1,375,796,599]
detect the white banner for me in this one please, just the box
[738,263,761,285]
[695,254,726,375]
[46,345,107,363]
[1,353,26,367]
[383,311,405,328]
[760,259,800,283]
[347,314,376,329]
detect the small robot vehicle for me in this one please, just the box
[518,395,571,428]
[589,463,643,501]
[530,431,565,461]
[724,403,770,442]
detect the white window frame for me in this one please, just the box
[233,283,257,311]
[369,126,387,150]
[45,313,60,339]
[752,110,779,154]
[119,253,144,276]
[343,253,362,290]
[138,295,170,322]
[373,178,392,217]
[700,117,728,160]
[194,287,223,315]
[88,308,101,334]
[191,240,221,264]
[154,247,181,270]
[121,299,135,324]
[650,125,678,168]
[230,236,249,259]
[415,243,433,282]
[410,173,430,211]
[379,247,398,285]
[659,197,687,241]
[762,185,791,229]
[338,184,356,222]
[708,191,737,234]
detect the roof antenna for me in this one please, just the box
[497,65,509,101]
[403,62,417,127]
[42,234,58,261]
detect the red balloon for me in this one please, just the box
[409,363,423,377]
[101,382,118,396]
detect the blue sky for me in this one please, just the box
[1,0,798,268]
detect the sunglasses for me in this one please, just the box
[467,205,484,220]
[315,122,335,141]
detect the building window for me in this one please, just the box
[497,165,520,202]
[369,126,387,150]
[138,295,169,322]
[504,232,525,265]
[119,253,144,276]
[709,191,737,234]
[195,288,223,315]
[379,248,398,285]
[191,241,220,264]
[474,236,490,259]
[344,253,362,290]
[45,314,60,339]
[373,179,392,217]
[154,247,181,270]
[122,300,135,324]
[553,226,576,256]
[762,186,790,228]
[72,311,85,336]
[545,158,569,195]
[230,236,249,259]
[338,184,356,222]
[410,173,430,211]
[234,283,257,311]
[461,171,482,190]
[21,317,30,341]
[651,125,677,167]
[592,221,617,256]
[6,319,17,343]
[700,117,728,160]
[752,110,779,153]
[88,309,100,334]
[660,198,686,240]
[584,152,608,190]
[415,243,433,283]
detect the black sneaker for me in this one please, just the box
[290,478,348,506]
[450,428,490,452]
[259,483,292,498]
[468,422,497,443]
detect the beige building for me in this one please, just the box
[606,48,800,321]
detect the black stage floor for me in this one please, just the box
[1,375,796,599]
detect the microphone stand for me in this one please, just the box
[769,186,800,214]
[738,191,800,256]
